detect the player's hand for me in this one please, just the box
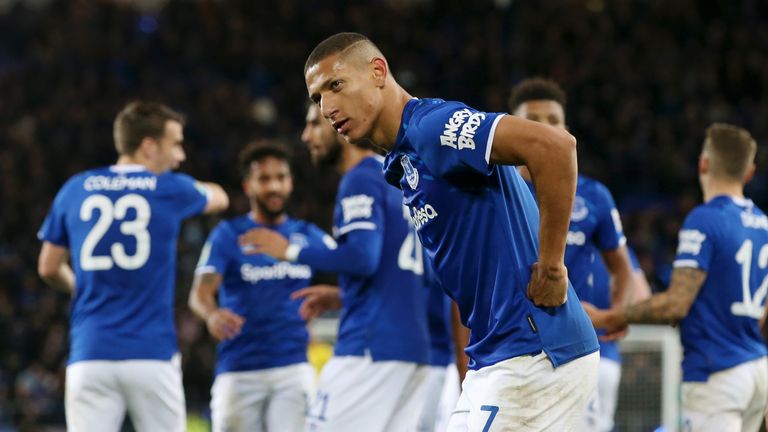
[598,324,629,342]
[291,285,342,320]
[238,228,289,260]
[581,302,627,335]
[526,262,568,307]
[206,308,245,341]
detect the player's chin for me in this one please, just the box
[345,132,367,145]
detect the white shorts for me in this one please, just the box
[418,364,461,432]
[447,351,599,432]
[210,362,315,432]
[307,355,429,432]
[65,354,185,432]
[578,357,620,432]
[682,356,768,432]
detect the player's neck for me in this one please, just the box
[338,146,376,174]
[703,179,744,203]
[116,154,160,174]
[369,86,413,151]
[251,208,286,226]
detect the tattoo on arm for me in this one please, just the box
[623,267,707,324]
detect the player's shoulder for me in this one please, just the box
[340,156,387,189]
[683,202,723,228]
[408,98,472,127]
[54,167,108,199]
[282,216,314,233]
[577,175,612,197]
[218,214,254,236]
[156,170,196,187]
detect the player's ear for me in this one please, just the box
[242,178,251,195]
[138,137,158,159]
[371,57,387,87]
[698,154,708,175]
[743,163,756,184]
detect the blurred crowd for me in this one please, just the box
[0,0,766,428]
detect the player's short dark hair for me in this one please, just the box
[113,101,185,156]
[238,142,292,179]
[704,123,757,180]
[508,78,567,113]
[304,32,374,73]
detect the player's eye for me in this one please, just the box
[330,80,343,91]
[310,95,321,105]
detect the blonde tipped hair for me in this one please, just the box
[703,123,757,180]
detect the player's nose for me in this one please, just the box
[320,100,338,121]
[300,124,312,144]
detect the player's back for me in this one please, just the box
[333,157,430,364]
[675,196,768,380]
[38,164,209,363]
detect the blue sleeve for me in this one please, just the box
[298,229,382,276]
[37,182,73,247]
[410,102,504,180]
[673,207,716,272]
[592,183,627,251]
[296,172,385,276]
[168,173,209,219]
[195,223,235,275]
[304,223,337,251]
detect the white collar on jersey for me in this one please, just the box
[110,164,148,173]
[729,195,754,208]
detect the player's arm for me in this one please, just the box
[37,242,75,294]
[291,284,342,320]
[760,300,768,341]
[600,246,635,308]
[188,271,244,341]
[631,265,652,302]
[584,267,706,329]
[198,181,230,214]
[490,116,577,306]
[238,228,382,276]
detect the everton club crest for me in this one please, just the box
[401,155,419,190]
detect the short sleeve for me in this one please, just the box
[673,208,716,272]
[167,173,209,219]
[592,183,627,251]
[37,183,73,247]
[195,223,235,275]
[410,101,504,179]
[335,171,386,239]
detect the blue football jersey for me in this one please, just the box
[196,215,330,375]
[38,165,209,363]
[673,195,768,381]
[329,156,430,363]
[425,255,453,367]
[564,176,626,299]
[590,245,642,362]
[383,99,598,369]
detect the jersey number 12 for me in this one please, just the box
[731,239,768,319]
